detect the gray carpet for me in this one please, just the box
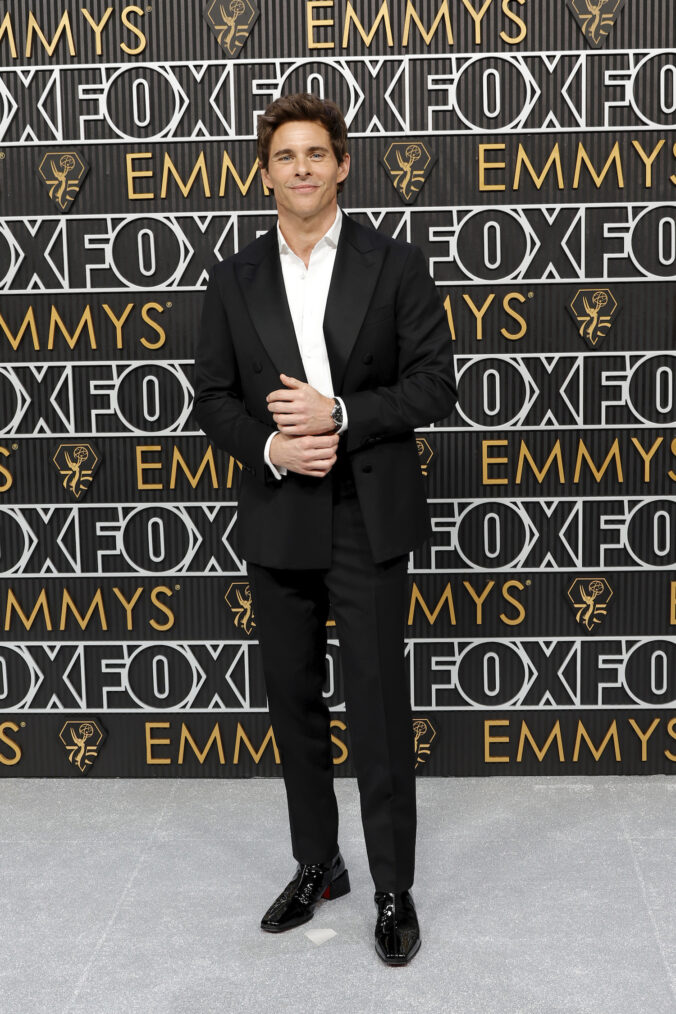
[1,777,675,1014]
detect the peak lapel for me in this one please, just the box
[235,231,307,382]
[323,217,385,394]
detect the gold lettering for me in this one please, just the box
[226,455,243,489]
[443,294,457,341]
[0,722,21,766]
[516,720,564,762]
[463,580,494,625]
[178,723,226,764]
[47,306,96,350]
[306,0,334,49]
[485,719,510,763]
[460,0,493,44]
[0,447,13,493]
[136,445,163,490]
[402,1,452,46]
[573,141,624,190]
[161,151,211,199]
[102,302,135,349]
[140,302,166,349]
[26,12,76,57]
[219,153,266,196]
[500,580,525,625]
[630,436,663,482]
[573,720,621,762]
[513,143,564,190]
[120,5,147,55]
[666,717,676,762]
[5,588,52,631]
[126,153,154,200]
[0,12,18,58]
[342,1,393,48]
[501,292,527,340]
[631,139,666,188]
[463,293,494,340]
[670,437,676,482]
[146,722,171,764]
[150,586,174,631]
[516,439,565,484]
[408,582,456,625]
[628,718,661,762]
[671,581,676,625]
[112,587,144,631]
[233,724,281,765]
[573,438,623,484]
[330,719,349,764]
[81,7,114,55]
[60,588,107,631]
[170,446,219,490]
[0,307,39,351]
[479,143,506,191]
[500,0,526,44]
[482,439,508,485]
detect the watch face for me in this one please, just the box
[332,401,343,427]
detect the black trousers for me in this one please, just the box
[247,484,416,893]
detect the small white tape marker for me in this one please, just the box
[304,928,337,946]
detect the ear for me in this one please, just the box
[259,161,273,190]
[336,152,350,184]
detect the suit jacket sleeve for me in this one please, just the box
[342,244,457,454]
[193,266,277,482]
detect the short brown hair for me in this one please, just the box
[257,93,349,192]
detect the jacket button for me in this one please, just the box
[362,353,374,365]
[362,464,372,474]
[253,360,262,374]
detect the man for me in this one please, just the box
[193,93,456,966]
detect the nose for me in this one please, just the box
[296,155,312,176]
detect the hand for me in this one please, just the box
[268,431,339,478]
[267,374,335,436]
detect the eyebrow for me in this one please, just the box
[272,145,330,158]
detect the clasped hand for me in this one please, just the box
[266,374,338,478]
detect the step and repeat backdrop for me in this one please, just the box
[0,0,675,777]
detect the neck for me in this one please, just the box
[277,203,338,266]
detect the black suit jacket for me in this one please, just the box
[193,213,457,568]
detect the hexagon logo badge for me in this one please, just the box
[51,442,101,500]
[204,0,259,57]
[381,141,437,204]
[37,151,89,212]
[566,577,613,632]
[416,437,434,476]
[413,717,437,769]
[565,0,627,48]
[225,580,256,635]
[567,288,620,348]
[59,719,107,774]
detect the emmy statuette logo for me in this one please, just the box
[37,151,89,212]
[204,0,259,56]
[413,718,437,769]
[381,142,437,205]
[59,720,107,774]
[51,443,101,500]
[566,577,613,632]
[567,288,620,348]
[225,581,256,635]
[416,437,434,477]
[565,0,627,48]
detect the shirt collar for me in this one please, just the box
[277,206,342,257]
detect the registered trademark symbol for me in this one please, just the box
[175,584,180,590]
[166,301,172,308]
[11,443,18,450]
[528,291,534,298]
[146,5,152,10]
[526,580,532,586]
[0,152,5,159]
[20,722,26,728]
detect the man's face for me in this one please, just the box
[260,120,350,222]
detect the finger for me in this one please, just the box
[266,390,297,404]
[280,374,303,389]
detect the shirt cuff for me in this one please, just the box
[335,397,348,434]
[264,431,286,479]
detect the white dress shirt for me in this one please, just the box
[264,207,347,479]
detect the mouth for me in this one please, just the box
[291,184,319,191]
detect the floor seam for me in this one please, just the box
[619,814,676,1005]
[60,782,179,1014]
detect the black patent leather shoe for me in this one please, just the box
[374,890,421,966]
[260,852,350,933]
